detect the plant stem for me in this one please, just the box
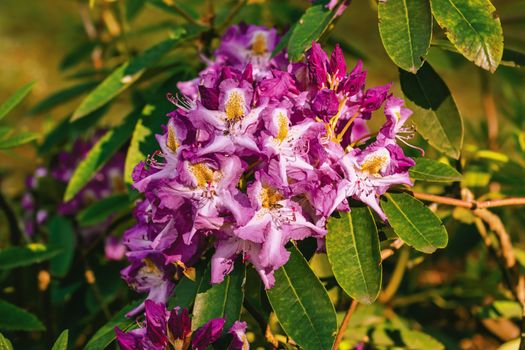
[412,192,525,210]
[164,0,201,26]
[218,0,247,32]
[379,246,410,303]
[332,299,358,350]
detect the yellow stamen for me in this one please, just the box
[166,124,178,153]
[251,33,268,55]
[189,163,215,187]
[260,186,283,208]
[360,151,389,175]
[336,109,359,143]
[225,91,245,121]
[276,112,289,142]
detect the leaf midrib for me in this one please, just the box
[346,212,371,299]
[386,194,434,248]
[401,0,417,70]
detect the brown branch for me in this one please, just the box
[412,192,525,210]
[332,299,358,350]
[473,209,516,268]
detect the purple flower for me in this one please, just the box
[228,321,250,350]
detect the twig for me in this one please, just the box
[379,246,410,303]
[163,0,201,26]
[218,0,247,32]
[481,72,498,150]
[412,192,525,210]
[332,299,358,350]
[332,238,404,349]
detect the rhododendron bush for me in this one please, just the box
[1,0,525,349]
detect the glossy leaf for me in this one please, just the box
[77,193,130,227]
[287,2,341,61]
[51,330,69,350]
[378,0,432,73]
[400,62,463,159]
[0,82,34,121]
[192,264,246,331]
[0,245,62,270]
[71,28,188,121]
[381,193,448,253]
[83,300,142,350]
[430,0,503,72]
[0,333,13,350]
[64,111,139,202]
[371,325,444,350]
[48,216,76,278]
[326,208,382,304]
[266,245,337,350]
[0,299,45,331]
[0,131,38,149]
[409,157,462,182]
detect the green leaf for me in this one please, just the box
[326,208,382,304]
[48,216,76,278]
[0,82,34,121]
[31,81,99,114]
[192,263,246,331]
[430,0,503,72]
[0,245,62,270]
[266,245,337,350]
[0,131,38,149]
[476,300,522,319]
[400,62,463,159]
[287,3,341,61]
[77,194,130,227]
[84,300,142,350]
[51,330,69,350]
[378,0,432,73]
[409,157,462,182]
[371,325,444,350]
[64,112,138,202]
[381,193,448,253]
[71,28,189,121]
[0,333,13,350]
[0,299,45,331]
[0,127,13,141]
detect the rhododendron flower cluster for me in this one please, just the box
[115,300,248,350]
[23,134,126,260]
[122,24,416,312]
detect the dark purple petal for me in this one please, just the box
[306,41,329,88]
[115,327,141,350]
[312,89,339,121]
[228,321,250,350]
[329,44,346,81]
[144,300,168,346]
[199,86,220,110]
[191,318,225,350]
[168,307,191,340]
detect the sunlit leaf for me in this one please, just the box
[31,81,99,114]
[381,193,448,253]
[400,62,463,159]
[0,299,45,332]
[0,131,38,149]
[0,333,13,350]
[192,263,246,331]
[64,111,139,201]
[409,157,462,182]
[267,245,337,350]
[378,0,432,72]
[430,0,503,72]
[51,330,69,350]
[326,208,382,304]
[0,82,34,121]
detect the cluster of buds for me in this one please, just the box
[121,24,416,316]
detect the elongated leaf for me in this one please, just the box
[0,245,62,270]
[326,208,382,304]
[0,127,13,141]
[71,28,188,121]
[0,131,38,149]
[266,246,337,350]
[51,330,69,350]
[409,157,462,182]
[0,299,45,331]
[378,0,432,73]
[31,81,99,114]
[77,193,130,226]
[84,300,142,350]
[476,300,522,319]
[381,193,448,253]
[48,216,76,277]
[430,0,503,72]
[400,62,463,159]
[0,333,13,350]
[0,82,34,121]
[371,325,444,350]
[192,264,246,331]
[64,112,138,201]
[287,2,341,61]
